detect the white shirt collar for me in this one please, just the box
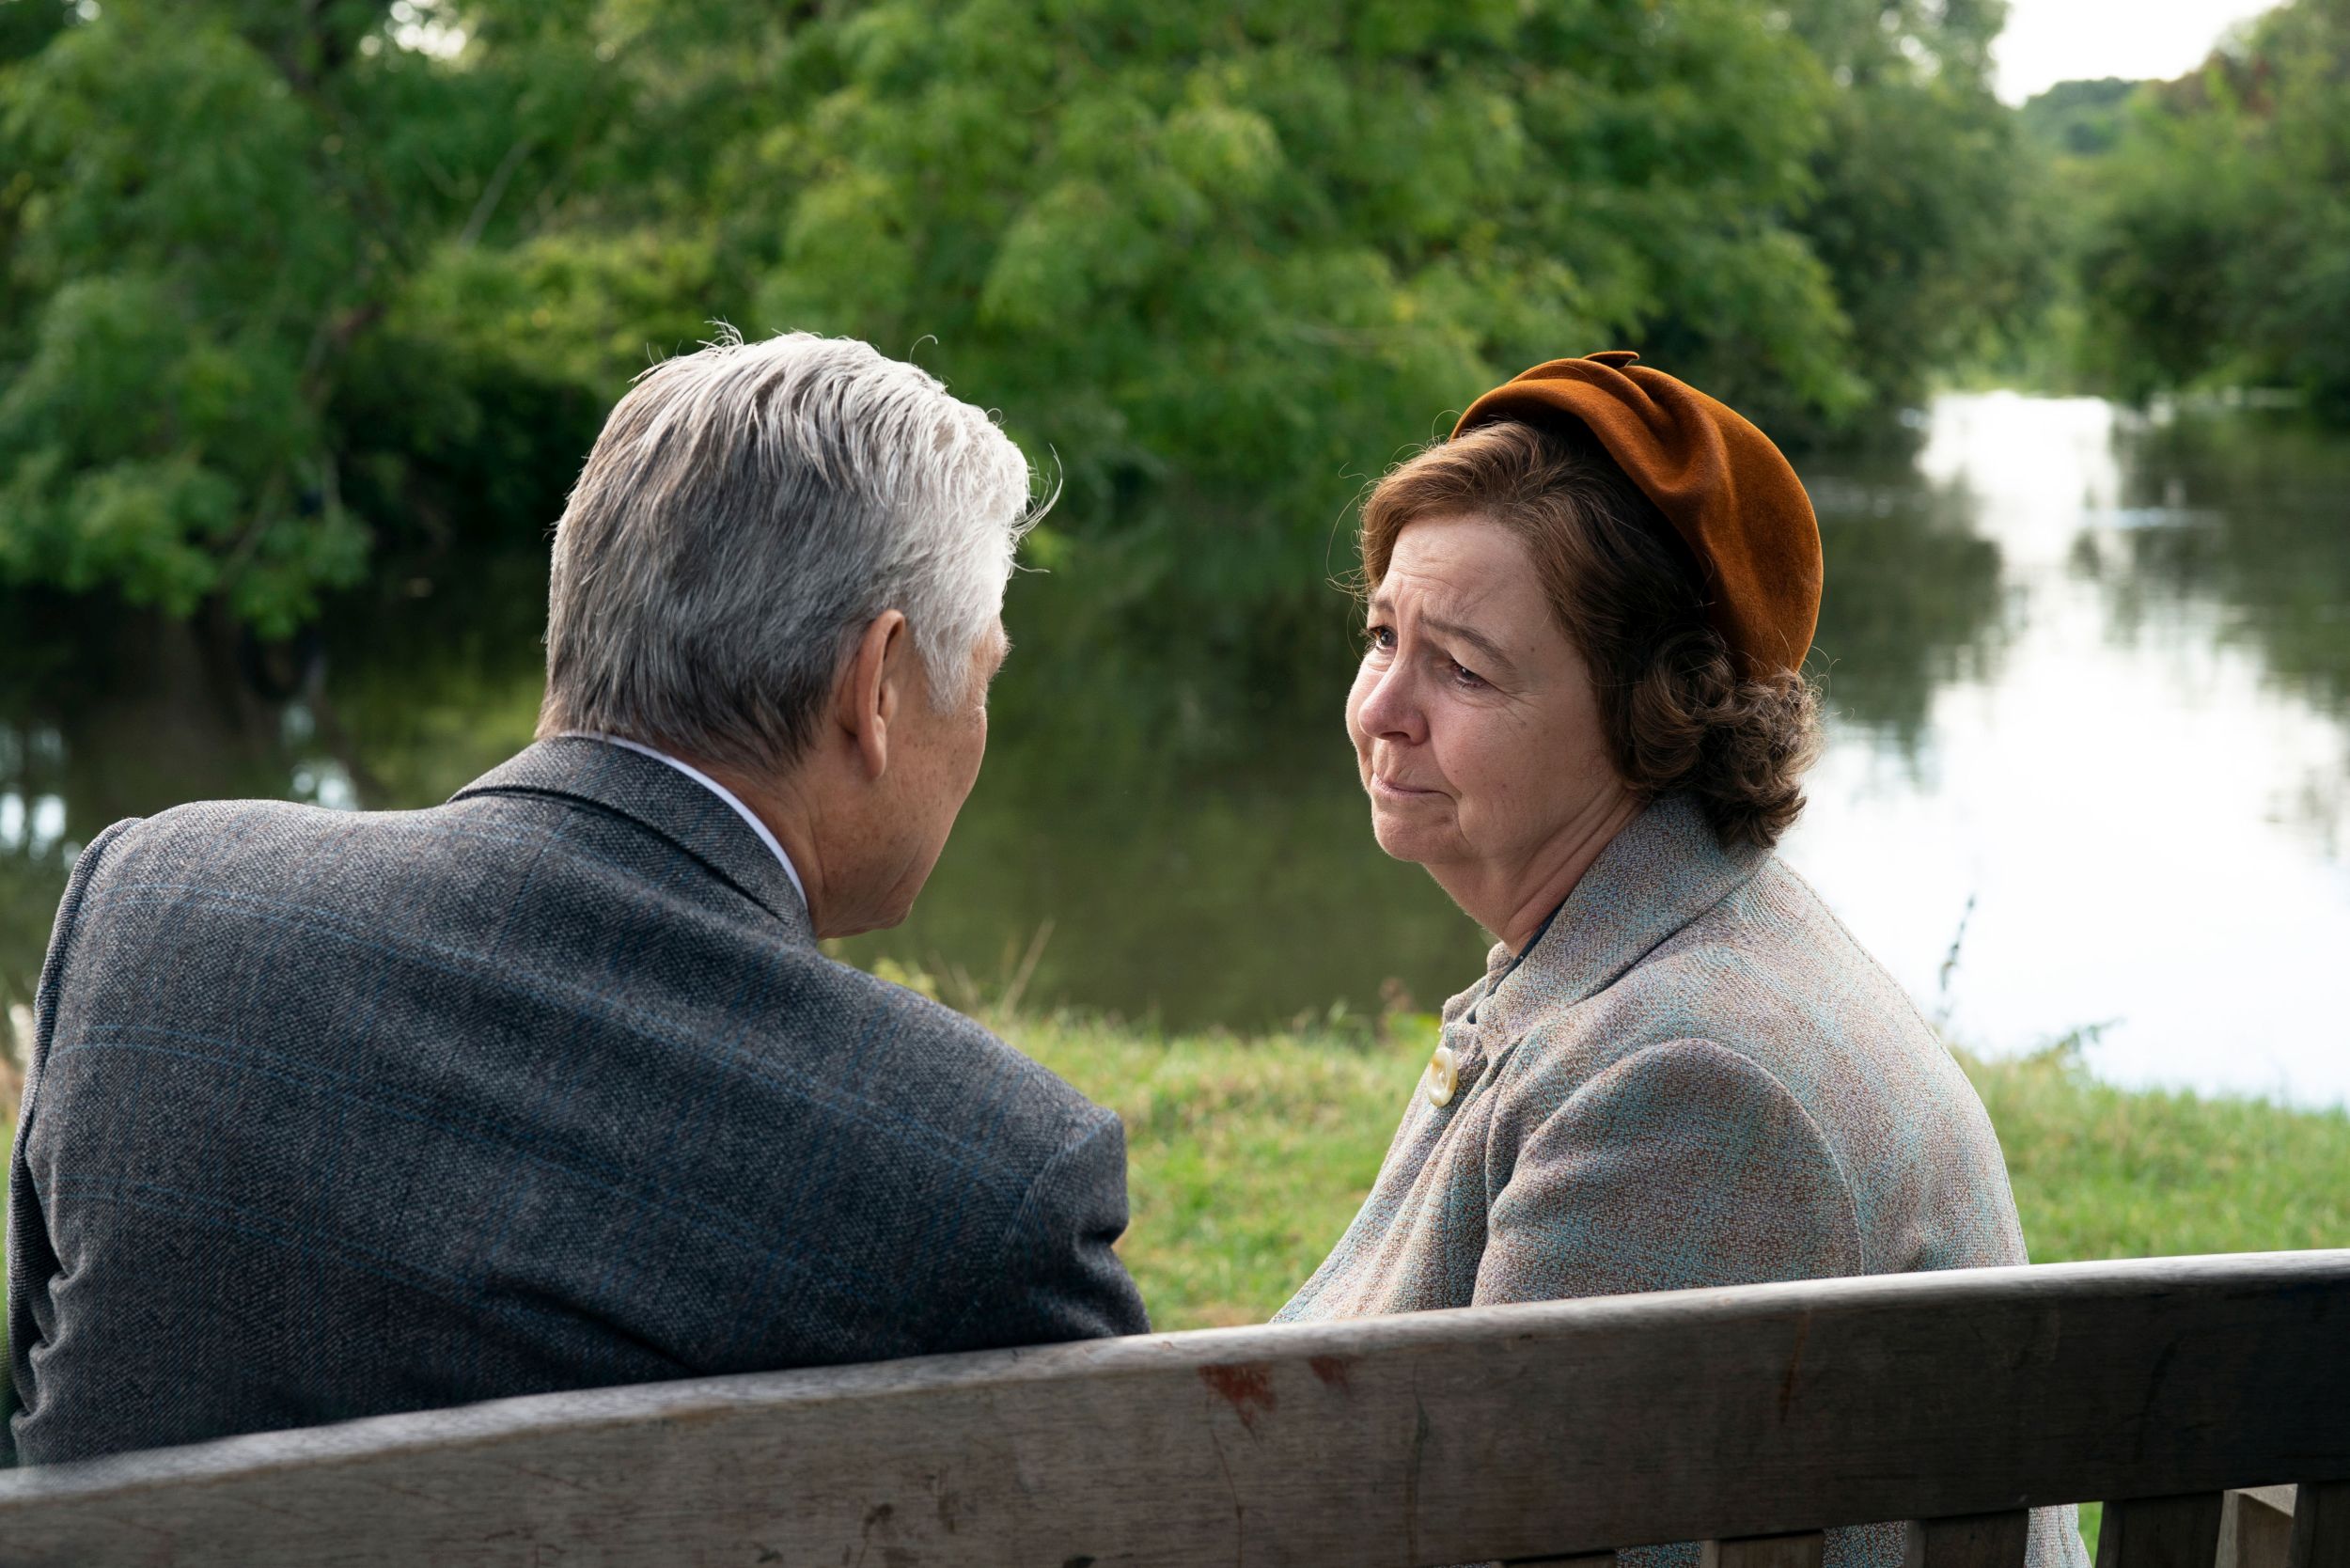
[559,732,807,913]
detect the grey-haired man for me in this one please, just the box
[8,333,1149,1467]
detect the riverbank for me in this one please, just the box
[997,1012,2350,1331]
[4,1013,2346,1485]
[1011,1012,2350,1559]
[2,1015,2345,1330]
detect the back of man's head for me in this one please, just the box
[539,330,1037,774]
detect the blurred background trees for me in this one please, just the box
[2063,0,2350,420]
[3,0,2347,1074]
[0,0,2342,636]
[1,0,2047,632]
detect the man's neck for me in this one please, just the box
[693,756,833,933]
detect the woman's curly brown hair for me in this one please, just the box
[1357,418,1822,851]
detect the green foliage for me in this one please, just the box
[0,0,2048,627]
[743,0,1858,534]
[2017,76,2139,158]
[1771,0,2053,426]
[0,0,748,629]
[2073,0,2350,417]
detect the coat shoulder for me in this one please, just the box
[1495,855,2027,1274]
[87,792,1116,1153]
[1543,854,1941,1069]
[813,958,1119,1142]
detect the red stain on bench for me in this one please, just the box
[1308,1356,1351,1390]
[1198,1364,1277,1431]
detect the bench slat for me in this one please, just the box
[2221,1487,2298,1568]
[1907,1509,2033,1568]
[2288,1481,2350,1568]
[1,1253,2344,1568]
[1703,1530,1827,1568]
[2098,1493,2227,1568]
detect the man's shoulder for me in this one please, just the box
[58,793,1120,1232]
[802,958,1117,1145]
[87,795,434,876]
[60,799,367,925]
[88,786,753,924]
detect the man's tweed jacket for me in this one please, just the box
[8,737,1147,1466]
[1276,794,2086,1568]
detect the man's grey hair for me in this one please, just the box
[539,329,1041,773]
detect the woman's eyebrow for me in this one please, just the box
[1420,614,1514,671]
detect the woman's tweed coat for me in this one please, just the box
[1277,794,2088,1568]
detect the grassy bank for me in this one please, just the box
[5,1024,2348,1327]
[6,1021,2347,1503]
[1004,1017,2350,1563]
[1000,1016,2350,1330]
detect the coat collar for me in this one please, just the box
[451,737,814,943]
[1449,792,1766,1048]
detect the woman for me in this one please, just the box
[1278,353,2084,1568]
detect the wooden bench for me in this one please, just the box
[2,1250,2345,1566]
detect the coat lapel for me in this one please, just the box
[1462,792,1766,1047]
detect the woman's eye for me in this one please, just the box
[1449,660,1485,688]
[1364,624,1396,653]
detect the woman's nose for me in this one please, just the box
[1355,662,1423,743]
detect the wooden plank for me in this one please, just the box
[1703,1530,1826,1568]
[0,1252,2343,1568]
[1905,1509,2031,1568]
[2288,1481,2350,1568]
[2098,1494,2226,1568]
[1503,1554,1615,1567]
[2219,1487,2297,1568]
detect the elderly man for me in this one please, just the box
[6,333,1149,1466]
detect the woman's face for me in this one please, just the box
[1347,513,1623,881]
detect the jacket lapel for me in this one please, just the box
[451,737,814,942]
[1469,792,1765,1043]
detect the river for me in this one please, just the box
[3,392,2345,1104]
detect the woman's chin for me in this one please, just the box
[1368,806,1444,865]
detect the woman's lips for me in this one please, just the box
[1370,772,1441,799]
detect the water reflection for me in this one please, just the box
[2,392,2345,1102]
[1782,393,2350,1105]
[1809,452,2010,748]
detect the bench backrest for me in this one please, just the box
[2,1251,2346,1567]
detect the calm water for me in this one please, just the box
[3,392,2345,1102]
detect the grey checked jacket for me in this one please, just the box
[8,738,1147,1466]
[1277,794,2087,1568]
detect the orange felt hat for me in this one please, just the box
[1452,351,1823,677]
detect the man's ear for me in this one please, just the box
[835,610,909,782]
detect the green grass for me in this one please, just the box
[1010,1013,1417,1327]
[8,1028,2348,1333]
[1975,1048,2350,1262]
[1000,1023,2350,1563]
[6,1024,2349,1511]
[1003,1019,2350,1330]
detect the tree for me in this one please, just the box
[0,0,2053,630]
[0,0,723,632]
[2076,0,2350,419]
[735,0,1855,557]
[1776,0,2056,430]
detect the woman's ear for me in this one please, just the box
[835,609,909,781]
